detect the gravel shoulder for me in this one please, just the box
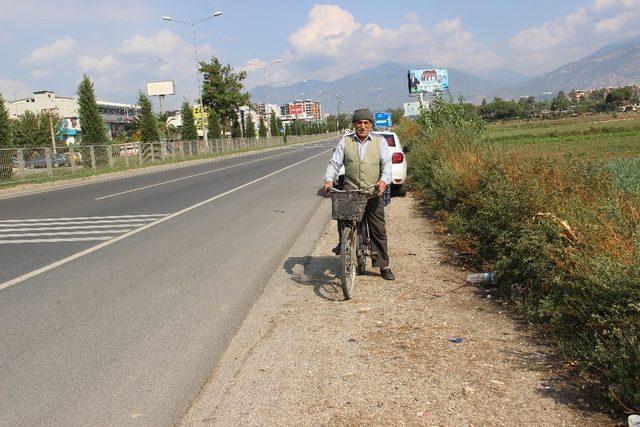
[181,194,614,426]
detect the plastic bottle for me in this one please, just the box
[466,272,494,284]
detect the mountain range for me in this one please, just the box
[249,34,640,114]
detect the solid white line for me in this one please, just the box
[0,224,140,232]
[0,148,332,291]
[0,229,131,238]
[0,237,114,244]
[93,147,314,200]
[0,218,159,227]
[0,214,167,223]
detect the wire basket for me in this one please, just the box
[331,191,369,221]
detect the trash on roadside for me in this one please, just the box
[629,414,640,427]
[448,337,463,343]
[357,307,371,313]
[466,272,494,284]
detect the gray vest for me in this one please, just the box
[344,133,383,195]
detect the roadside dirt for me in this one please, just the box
[181,194,615,426]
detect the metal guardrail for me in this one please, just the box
[0,132,340,185]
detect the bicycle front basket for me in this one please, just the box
[331,192,369,221]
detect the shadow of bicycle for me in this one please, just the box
[283,255,346,301]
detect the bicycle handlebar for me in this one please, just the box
[329,185,376,193]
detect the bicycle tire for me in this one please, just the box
[340,225,357,300]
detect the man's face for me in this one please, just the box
[353,119,372,140]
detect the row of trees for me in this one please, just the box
[478,85,640,121]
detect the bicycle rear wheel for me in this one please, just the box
[340,225,357,300]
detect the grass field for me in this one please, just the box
[484,113,640,159]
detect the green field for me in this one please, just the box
[484,113,640,159]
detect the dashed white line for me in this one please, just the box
[0,230,131,238]
[0,214,167,223]
[0,237,114,244]
[0,218,161,227]
[0,224,140,232]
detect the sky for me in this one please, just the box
[1,0,639,110]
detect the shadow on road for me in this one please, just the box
[282,255,345,301]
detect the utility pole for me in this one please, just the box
[43,108,58,154]
[336,94,343,132]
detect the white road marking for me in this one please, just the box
[94,146,319,200]
[0,237,113,244]
[0,229,131,238]
[0,218,160,227]
[0,224,140,232]
[0,148,332,291]
[0,214,167,223]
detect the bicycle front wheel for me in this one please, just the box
[340,224,357,300]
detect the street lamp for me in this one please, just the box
[336,94,344,132]
[245,58,283,137]
[162,11,223,145]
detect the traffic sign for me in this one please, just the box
[374,112,392,128]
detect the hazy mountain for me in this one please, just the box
[249,62,499,114]
[475,68,530,87]
[248,34,640,112]
[506,33,640,98]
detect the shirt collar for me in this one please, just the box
[354,132,372,144]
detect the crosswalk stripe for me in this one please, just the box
[0,237,114,244]
[0,214,167,223]
[0,218,158,227]
[0,229,131,238]
[0,224,139,232]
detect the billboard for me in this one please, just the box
[146,81,175,96]
[289,104,303,116]
[407,68,448,94]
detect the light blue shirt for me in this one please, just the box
[324,131,392,185]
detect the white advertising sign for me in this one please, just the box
[146,81,175,96]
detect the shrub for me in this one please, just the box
[401,97,640,411]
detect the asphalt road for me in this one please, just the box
[0,140,336,425]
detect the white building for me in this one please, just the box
[8,90,140,144]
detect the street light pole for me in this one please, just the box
[336,94,343,132]
[162,11,223,146]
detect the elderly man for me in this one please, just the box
[323,108,395,281]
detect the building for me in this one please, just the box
[278,99,322,125]
[8,90,140,144]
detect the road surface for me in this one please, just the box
[0,141,335,425]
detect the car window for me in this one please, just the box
[381,134,396,147]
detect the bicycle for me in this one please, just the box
[330,185,375,300]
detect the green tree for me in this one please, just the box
[180,100,198,140]
[77,74,108,145]
[207,110,222,139]
[269,113,279,136]
[258,115,267,137]
[244,113,256,138]
[137,91,160,143]
[0,93,12,179]
[200,57,251,136]
[0,93,11,148]
[231,115,242,138]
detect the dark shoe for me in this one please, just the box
[332,244,341,255]
[380,267,395,281]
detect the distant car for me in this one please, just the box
[31,153,69,168]
[336,131,408,197]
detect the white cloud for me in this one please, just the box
[284,5,500,81]
[509,0,640,73]
[20,37,77,66]
[0,79,32,99]
[31,68,52,79]
[119,30,184,57]
[77,54,121,74]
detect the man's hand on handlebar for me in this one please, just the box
[323,181,333,196]
[376,180,387,197]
